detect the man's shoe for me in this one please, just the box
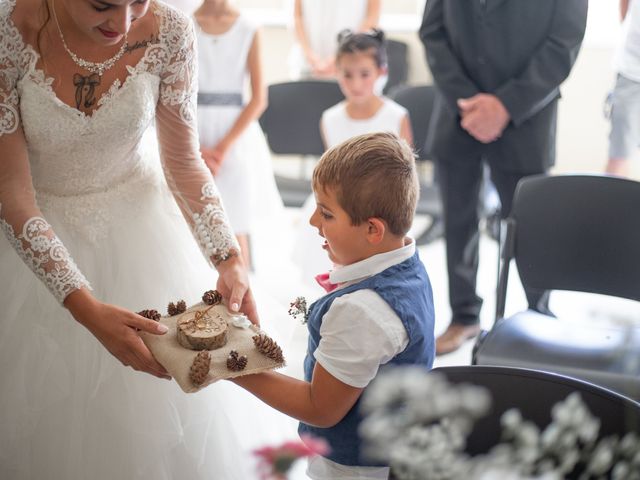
[435,323,481,356]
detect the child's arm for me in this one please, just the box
[359,0,381,31]
[620,0,630,21]
[211,28,267,163]
[399,113,414,148]
[319,115,329,150]
[231,362,364,428]
[293,0,322,71]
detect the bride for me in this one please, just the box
[0,0,297,478]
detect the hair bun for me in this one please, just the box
[369,28,385,43]
[337,29,353,44]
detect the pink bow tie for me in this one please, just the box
[315,272,339,293]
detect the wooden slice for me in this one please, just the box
[176,304,228,350]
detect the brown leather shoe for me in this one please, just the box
[435,323,481,356]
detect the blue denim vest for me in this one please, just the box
[298,251,435,466]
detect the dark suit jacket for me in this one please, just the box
[419,0,588,173]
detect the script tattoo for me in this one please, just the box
[73,73,101,109]
[125,34,159,54]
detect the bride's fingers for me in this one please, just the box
[130,314,170,335]
[133,340,171,380]
[241,288,260,326]
[228,278,247,314]
[117,315,171,379]
[108,331,169,379]
[127,338,171,379]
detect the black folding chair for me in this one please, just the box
[383,39,409,95]
[259,80,344,207]
[473,175,640,400]
[434,366,640,458]
[388,84,443,244]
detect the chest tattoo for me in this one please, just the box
[125,34,159,54]
[73,73,101,110]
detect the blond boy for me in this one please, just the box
[232,132,435,479]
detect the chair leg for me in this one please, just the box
[495,218,515,323]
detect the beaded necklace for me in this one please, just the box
[51,0,128,76]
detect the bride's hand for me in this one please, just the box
[215,255,260,326]
[64,288,172,380]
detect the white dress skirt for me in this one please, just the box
[0,3,299,479]
[0,145,299,480]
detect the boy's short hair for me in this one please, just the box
[312,132,419,236]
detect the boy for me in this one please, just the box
[231,132,435,479]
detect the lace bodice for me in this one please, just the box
[20,71,159,196]
[0,0,239,303]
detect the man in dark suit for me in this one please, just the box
[419,0,588,355]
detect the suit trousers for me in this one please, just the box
[437,156,550,325]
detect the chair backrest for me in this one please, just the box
[259,80,344,156]
[433,365,640,457]
[383,39,409,95]
[507,174,640,302]
[388,84,436,160]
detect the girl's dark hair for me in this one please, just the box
[336,28,387,68]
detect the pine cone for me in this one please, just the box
[252,334,284,363]
[137,309,161,321]
[189,350,211,386]
[226,350,248,372]
[202,289,223,306]
[167,299,187,316]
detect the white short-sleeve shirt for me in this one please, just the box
[307,238,417,480]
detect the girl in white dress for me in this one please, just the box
[0,0,295,478]
[195,0,282,269]
[290,0,380,79]
[294,30,413,283]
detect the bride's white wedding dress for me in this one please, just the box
[0,1,298,479]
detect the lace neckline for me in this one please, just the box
[3,0,168,120]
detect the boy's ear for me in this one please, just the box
[366,217,386,244]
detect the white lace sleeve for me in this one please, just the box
[155,6,239,265]
[0,0,90,303]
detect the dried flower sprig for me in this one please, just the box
[253,435,330,480]
[288,296,309,324]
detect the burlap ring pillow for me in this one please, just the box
[140,293,285,393]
